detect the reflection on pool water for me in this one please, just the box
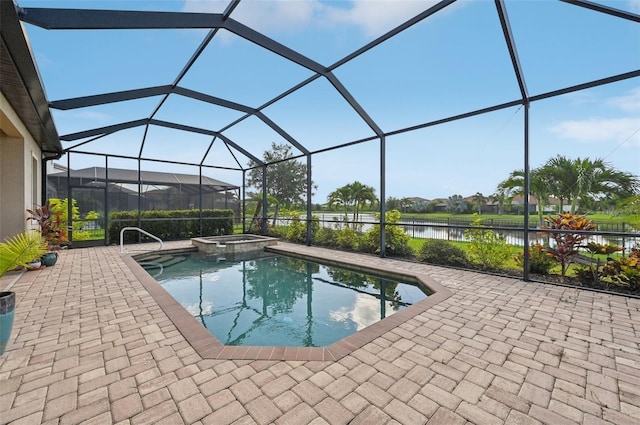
[145,252,429,347]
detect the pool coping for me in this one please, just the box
[122,246,453,361]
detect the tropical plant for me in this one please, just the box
[515,243,555,275]
[599,246,640,291]
[418,239,469,267]
[385,197,402,211]
[397,197,413,213]
[412,199,431,213]
[566,157,638,214]
[446,195,469,214]
[327,186,352,219]
[283,211,319,243]
[314,227,338,247]
[246,193,279,232]
[327,181,377,226]
[464,218,512,271]
[47,197,98,242]
[490,187,513,215]
[542,213,596,280]
[574,242,625,285]
[499,156,639,223]
[0,231,48,277]
[26,200,70,249]
[497,168,553,227]
[335,226,360,250]
[542,155,574,212]
[350,181,377,222]
[616,195,640,230]
[360,210,412,256]
[471,192,487,215]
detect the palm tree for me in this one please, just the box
[491,187,513,215]
[328,182,378,225]
[0,231,47,277]
[349,181,378,223]
[542,155,574,212]
[498,168,553,226]
[398,197,413,213]
[538,155,638,214]
[568,157,638,214]
[327,186,352,221]
[499,156,639,223]
[446,195,468,214]
[247,193,279,232]
[472,192,487,215]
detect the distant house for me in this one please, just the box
[510,195,570,214]
[464,195,496,214]
[0,7,63,240]
[416,194,571,215]
[430,198,449,213]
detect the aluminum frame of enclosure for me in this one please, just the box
[13,0,640,273]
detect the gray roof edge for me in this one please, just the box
[0,0,62,156]
[49,166,239,189]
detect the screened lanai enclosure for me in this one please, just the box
[47,166,239,217]
[8,0,639,284]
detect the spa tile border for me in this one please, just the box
[122,247,452,361]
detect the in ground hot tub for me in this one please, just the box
[191,234,278,255]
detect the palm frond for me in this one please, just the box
[0,231,47,277]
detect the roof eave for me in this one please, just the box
[0,0,62,158]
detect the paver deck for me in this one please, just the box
[1,241,639,425]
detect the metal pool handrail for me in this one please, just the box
[120,227,163,253]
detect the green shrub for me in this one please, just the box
[109,209,234,243]
[360,210,413,257]
[71,230,93,241]
[417,239,469,267]
[267,226,287,238]
[336,226,360,250]
[515,243,555,275]
[314,227,337,247]
[464,218,512,271]
[285,212,319,243]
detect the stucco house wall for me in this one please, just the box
[1,0,63,241]
[0,91,43,240]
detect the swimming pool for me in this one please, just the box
[144,252,429,347]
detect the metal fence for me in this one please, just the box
[262,213,639,253]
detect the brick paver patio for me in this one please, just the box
[1,241,639,424]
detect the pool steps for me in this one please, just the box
[139,254,187,270]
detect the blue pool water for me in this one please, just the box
[146,252,429,347]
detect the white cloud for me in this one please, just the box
[607,87,640,113]
[183,0,324,33]
[71,110,112,122]
[185,300,213,316]
[550,88,640,148]
[629,0,640,13]
[183,0,448,37]
[326,0,443,36]
[549,117,640,146]
[329,293,380,330]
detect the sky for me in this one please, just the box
[17,0,640,204]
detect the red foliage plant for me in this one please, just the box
[542,213,596,280]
